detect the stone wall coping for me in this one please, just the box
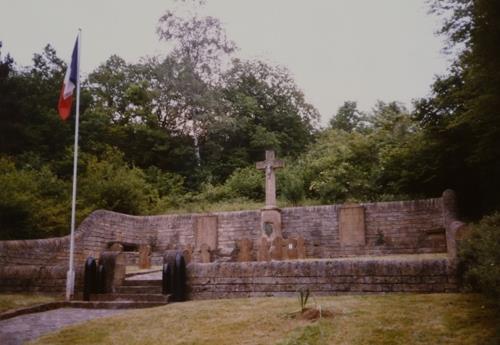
[0,196,444,253]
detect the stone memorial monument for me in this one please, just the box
[256,150,284,242]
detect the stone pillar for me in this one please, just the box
[256,150,285,250]
[256,150,284,210]
[442,189,468,260]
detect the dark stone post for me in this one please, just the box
[83,257,97,301]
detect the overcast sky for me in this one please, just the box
[0,0,450,125]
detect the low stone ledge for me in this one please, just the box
[187,257,456,299]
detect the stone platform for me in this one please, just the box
[123,254,457,300]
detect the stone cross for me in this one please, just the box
[256,150,284,209]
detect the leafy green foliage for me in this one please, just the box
[459,212,500,302]
[0,157,69,240]
[78,149,159,215]
[278,166,305,205]
[1,0,500,241]
[329,101,365,132]
[224,166,264,201]
[297,288,310,312]
[412,0,500,217]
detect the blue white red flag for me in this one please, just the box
[58,37,79,120]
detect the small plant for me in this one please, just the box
[297,288,310,312]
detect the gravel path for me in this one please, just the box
[0,308,127,345]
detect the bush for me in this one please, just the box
[224,166,264,201]
[79,153,159,215]
[0,157,70,239]
[278,168,305,205]
[459,212,500,302]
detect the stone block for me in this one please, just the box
[98,251,125,293]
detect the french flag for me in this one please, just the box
[58,37,79,120]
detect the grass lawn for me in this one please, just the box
[0,294,59,313]
[31,293,498,345]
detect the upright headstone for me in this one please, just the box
[257,237,271,261]
[270,236,283,261]
[339,204,366,246]
[237,238,253,262]
[256,150,284,242]
[138,244,151,269]
[287,237,298,259]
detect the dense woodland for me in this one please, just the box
[0,0,499,241]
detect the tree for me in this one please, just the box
[157,8,237,164]
[329,101,364,132]
[411,0,500,217]
[0,44,74,162]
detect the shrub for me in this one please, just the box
[0,157,70,239]
[278,168,305,205]
[458,212,500,302]
[79,154,159,215]
[224,166,264,201]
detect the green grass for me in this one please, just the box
[31,293,499,345]
[160,198,323,214]
[0,294,59,313]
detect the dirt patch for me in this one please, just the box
[291,307,335,321]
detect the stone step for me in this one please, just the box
[90,293,170,303]
[69,301,168,309]
[122,279,162,287]
[116,285,163,294]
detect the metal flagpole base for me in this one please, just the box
[65,269,75,301]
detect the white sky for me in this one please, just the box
[0,0,450,125]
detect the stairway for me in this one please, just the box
[88,278,169,308]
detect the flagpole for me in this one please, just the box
[66,29,82,301]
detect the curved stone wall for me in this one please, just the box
[0,193,454,293]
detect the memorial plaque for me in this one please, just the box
[195,215,218,251]
[339,204,366,246]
